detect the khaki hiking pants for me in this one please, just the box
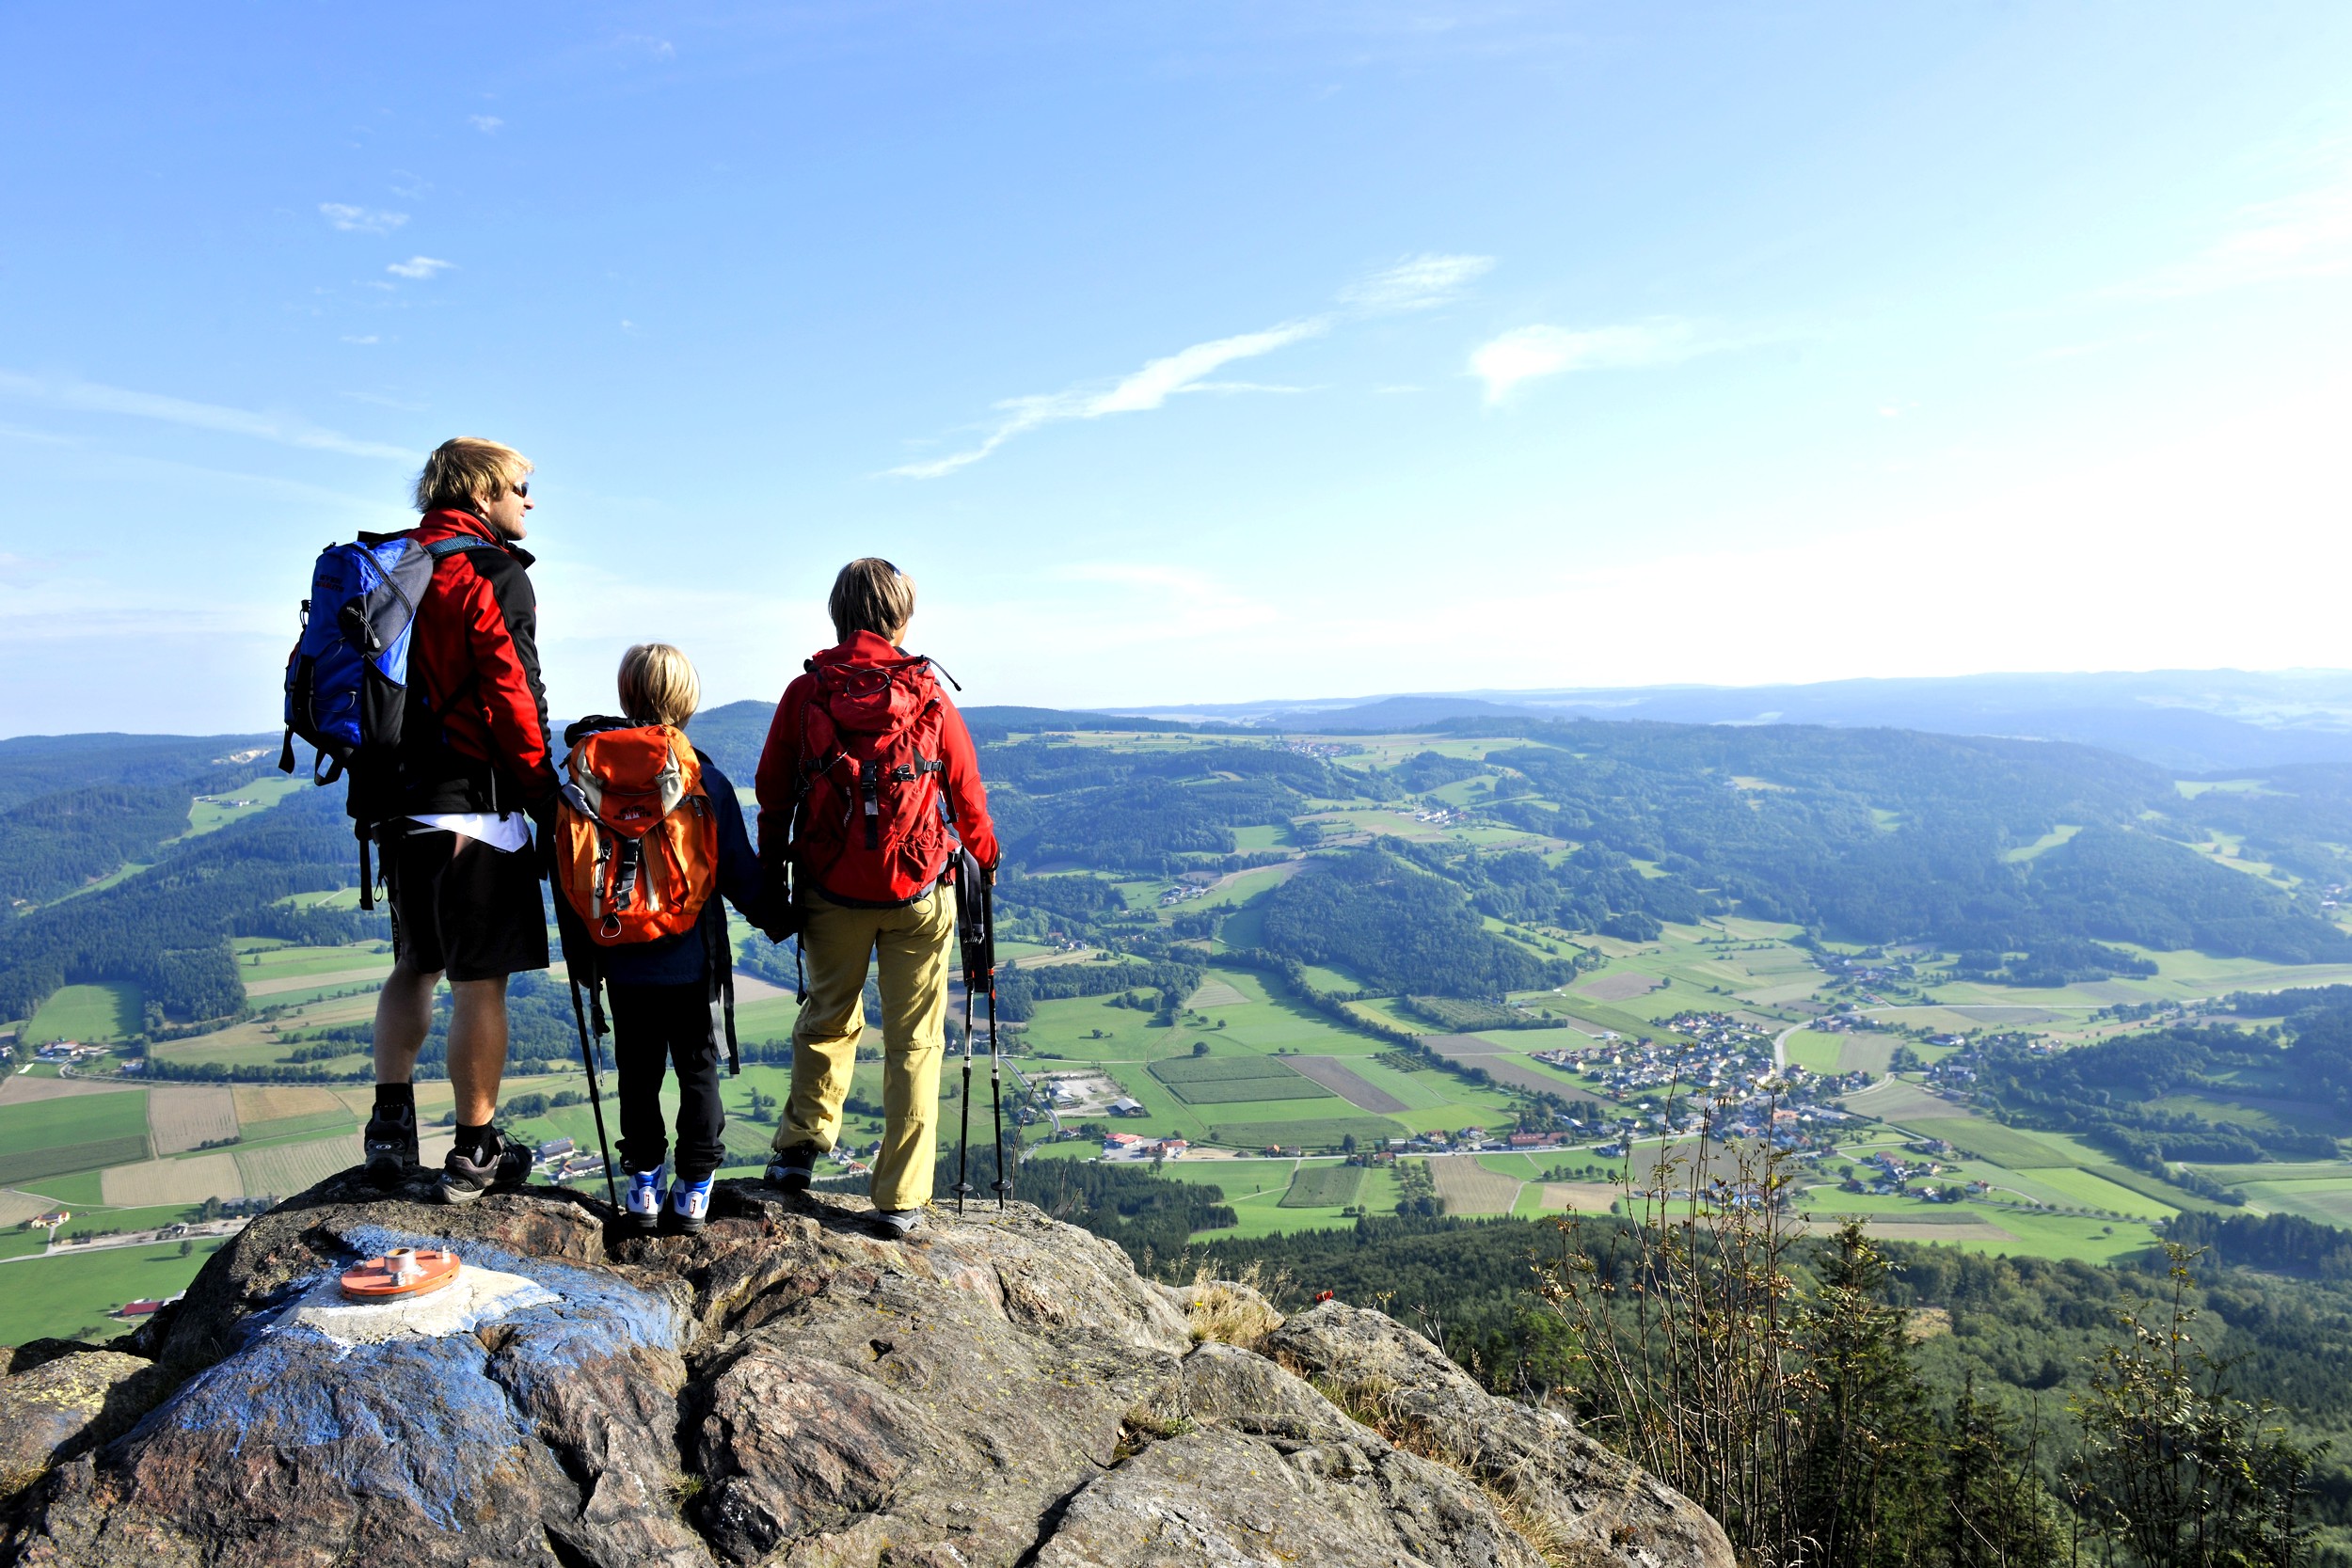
[780,881,956,1212]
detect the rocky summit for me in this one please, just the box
[0,1175,1732,1568]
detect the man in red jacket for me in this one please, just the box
[361,436,560,1206]
[755,559,998,1237]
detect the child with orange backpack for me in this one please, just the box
[554,642,767,1233]
[755,559,999,1239]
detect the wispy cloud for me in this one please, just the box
[319,203,406,235]
[341,335,380,346]
[2112,161,2352,300]
[0,370,417,461]
[1340,253,1493,312]
[469,115,503,133]
[386,256,454,280]
[894,254,1501,478]
[1469,318,1708,404]
[891,320,1326,478]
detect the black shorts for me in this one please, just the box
[382,826,549,982]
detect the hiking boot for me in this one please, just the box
[361,1102,420,1190]
[624,1167,664,1232]
[871,1207,923,1241]
[437,1128,532,1206]
[765,1144,819,1194]
[669,1174,714,1234]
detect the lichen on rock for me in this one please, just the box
[0,1174,1732,1568]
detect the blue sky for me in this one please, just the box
[4,3,2350,736]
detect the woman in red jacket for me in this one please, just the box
[755,559,998,1237]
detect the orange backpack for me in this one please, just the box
[555,723,719,945]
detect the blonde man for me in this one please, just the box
[560,644,767,1232]
[362,437,558,1205]
[754,560,999,1238]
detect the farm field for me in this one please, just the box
[25,983,140,1044]
[0,1240,228,1344]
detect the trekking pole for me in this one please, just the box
[977,869,1011,1210]
[565,972,621,1210]
[952,851,984,1216]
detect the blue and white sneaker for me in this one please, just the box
[624,1167,664,1233]
[670,1174,715,1234]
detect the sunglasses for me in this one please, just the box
[512,482,530,499]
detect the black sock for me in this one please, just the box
[373,1082,415,1118]
[455,1122,496,1158]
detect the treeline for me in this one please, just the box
[993,958,1202,1022]
[1012,1154,1234,1259]
[1086,1193,2352,1560]
[284,971,579,1073]
[1259,847,1571,998]
[2169,1210,2352,1280]
[1401,719,2352,964]
[977,739,1360,873]
[0,731,274,813]
[1980,1024,2340,1164]
[0,784,194,905]
[0,788,380,1023]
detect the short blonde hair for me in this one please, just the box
[829,558,916,643]
[414,437,532,514]
[617,642,701,730]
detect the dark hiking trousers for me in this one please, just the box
[607,982,725,1180]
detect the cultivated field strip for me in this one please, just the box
[148,1086,238,1154]
[0,1190,60,1227]
[1147,1055,1334,1105]
[1279,1164,1366,1208]
[234,1137,354,1201]
[1184,978,1248,1007]
[1579,971,1663,1001]
[1537,1181,1621,1213]
[102,1152,245,1207]
[231,1085,344,1124]
[0,1075,143,1107]
[1285,1055,1409,1114]
[1429,1155,1523,1215]
[1420,1036,1603,1101]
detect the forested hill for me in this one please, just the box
[8,703,2352,1028]
[976,714,2350,969]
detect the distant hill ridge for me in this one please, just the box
[1106,668,2352,772]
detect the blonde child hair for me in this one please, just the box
[617,642,701,730]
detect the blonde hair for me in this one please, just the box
[617,643,701,730]
[829,558,916,643]
[413,437,532,514]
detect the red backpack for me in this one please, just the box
[554,723,720,944]
[788,654,955,904]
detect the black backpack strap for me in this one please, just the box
[702,902,739,1076]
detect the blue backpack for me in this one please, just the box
[278,531,496,902]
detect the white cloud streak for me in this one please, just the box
[1469,319,1708,404]
[0,370,418,461]
[469,115,504,133]
[2112,160,2352,300]
[891,320,1326,478]
[1340,253,1494,312]
[319,203,407,235]
[386,256,454,280]
[893,253,1498,478]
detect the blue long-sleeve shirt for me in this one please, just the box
[591,752,765,988]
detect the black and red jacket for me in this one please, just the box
[397,508,556,816]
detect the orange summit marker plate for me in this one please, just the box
[340,1248,461,1300]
